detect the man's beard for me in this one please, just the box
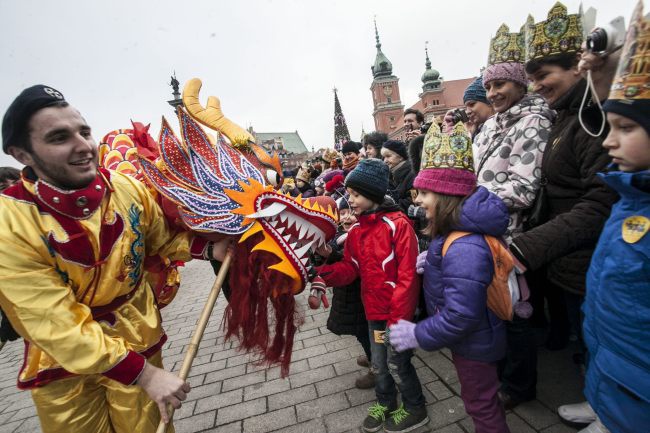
[31,152,97,190]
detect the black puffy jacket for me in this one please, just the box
[511,79,619,294]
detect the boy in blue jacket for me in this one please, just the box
[569,4,650,432]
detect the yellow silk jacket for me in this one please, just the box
[0,169,208,388]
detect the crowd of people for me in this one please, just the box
[264,4,649,433]
[0,2,648,433]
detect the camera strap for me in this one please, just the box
[578,70,606,138]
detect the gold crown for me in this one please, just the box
[609,1,650,100]
[420,122,474,171]
[488,24,525,65]
[525,2,584,62]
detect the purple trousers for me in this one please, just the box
[452,353,510,433]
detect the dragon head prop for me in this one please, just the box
[138,78,338,374]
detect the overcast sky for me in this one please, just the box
[0,0,638,168]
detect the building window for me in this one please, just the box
[390,116,395,122]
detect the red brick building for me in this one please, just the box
[371,22,476,141]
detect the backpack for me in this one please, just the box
[442,231,515,321]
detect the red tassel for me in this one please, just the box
[223,234,304,376]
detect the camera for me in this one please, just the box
[586,16,626,55]
[450,108,469,125]
[420,123,431,134]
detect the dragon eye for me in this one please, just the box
[266,169,280,187]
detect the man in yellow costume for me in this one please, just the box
[0,85,229,433]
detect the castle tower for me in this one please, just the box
[370,19,404,134]
[419,42,448,121]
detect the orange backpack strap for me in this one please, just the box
[442,231,472,256]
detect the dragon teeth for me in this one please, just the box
[294,240,314,259]
[276,227,285,235]
[298,223,308,239]
[290,242,298,250]
[283,235,291,243]
[301,257,309,266]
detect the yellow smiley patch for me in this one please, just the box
[622,216,650,244]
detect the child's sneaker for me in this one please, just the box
[384,404,429,433]
[362,402,392,432]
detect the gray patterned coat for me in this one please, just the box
[472,94,555,241]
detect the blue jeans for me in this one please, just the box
[368,320,425,410]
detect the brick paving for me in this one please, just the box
[0,260,586,432]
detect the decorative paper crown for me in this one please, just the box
[488,24,525,65]
[321,148,339,163]
[420,122,474,171]
[609,1,650,100]
[525,2,584,62]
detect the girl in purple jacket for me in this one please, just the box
[390,123,510,433]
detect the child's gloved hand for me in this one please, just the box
[416,251,427,275]
[388,319,419,352]
[308,276,329,310]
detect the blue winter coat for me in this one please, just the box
[414,186,509,362]
[583,169,650,433]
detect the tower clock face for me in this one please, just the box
[383,85,393,97]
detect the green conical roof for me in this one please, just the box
[371,19,393,79]
[421,44,441,91]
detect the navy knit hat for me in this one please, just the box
[341,141,361,154]
[463,76,489,105]
[603,99,650,137]
[382,140,408,160]
[336,195,350,211]
[344,159,389,204]
[2,85,67,153]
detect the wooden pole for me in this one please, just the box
[156,251,233,433]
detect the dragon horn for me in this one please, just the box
[182,78,255,146]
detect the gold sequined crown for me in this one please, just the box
[609,1,650,100]
[420,122,474,172]
[488,24,525,65]
[525,2,584,62]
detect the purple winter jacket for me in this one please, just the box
[414,186,509,363]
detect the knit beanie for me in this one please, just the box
[483,62,528,88]
[413,122,476,196]
[344,159,389,204]
[341,141,361,155]
[381,140,408,160]
[463,76,490,105]
[603,100,650,137]
[414,168,477,196]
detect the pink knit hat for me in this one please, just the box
[414,122,476,197]
[482,62,527,88]
[414,168,476,196]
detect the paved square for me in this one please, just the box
[0,260,584,432]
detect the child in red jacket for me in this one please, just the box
[317,159,428,433]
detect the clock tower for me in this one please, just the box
[370,19,404,134]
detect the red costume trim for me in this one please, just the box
[32,169,109,220]
[102,351,146,385]
[17,333,168,389]
[189,237,209,260]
